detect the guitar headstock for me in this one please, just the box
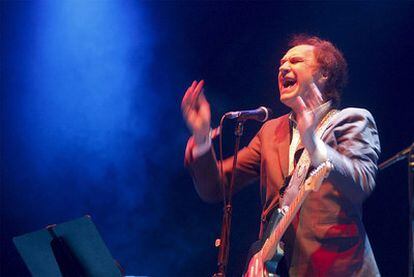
[304,160,333,192]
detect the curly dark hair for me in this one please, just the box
[288,34,348,107]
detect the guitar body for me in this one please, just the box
[243,161,333,277]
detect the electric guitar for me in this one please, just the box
[244,160,333,277]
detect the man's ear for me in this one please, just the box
[317,70,328,85]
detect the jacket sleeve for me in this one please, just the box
[184,125,263,203]
[324,108,381,203]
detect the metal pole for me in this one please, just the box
[214,121,244,277]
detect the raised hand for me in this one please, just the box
[292,82,324,154]
[181,80,211,145]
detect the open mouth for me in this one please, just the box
[282,77,297,89]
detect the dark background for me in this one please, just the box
[1,1,413,276]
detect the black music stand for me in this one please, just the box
[13,215,122,277]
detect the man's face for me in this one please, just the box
[278,44,322,108]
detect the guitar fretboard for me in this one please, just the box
[260,164,329,262]
[261,181,309,261]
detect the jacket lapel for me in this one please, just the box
[276,115,291,179]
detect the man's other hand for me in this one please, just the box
[294,82,324,155]
[181,80,211,145]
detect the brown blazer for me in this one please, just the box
[185,108,381,276]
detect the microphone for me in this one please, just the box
[224,106,272,122]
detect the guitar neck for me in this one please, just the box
[261,184,310,261]
[260,161,331,262]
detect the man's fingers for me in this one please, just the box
[190,80,197,91]
[300,82,323,113]
[190,80,205,106]
[181,81,196,107]
[194,79,204,94]
[295,96,307,114]
[309,82,323,105]
[314,83,324,103]
[182,80,204,113]
[308,97,321,111]
[181,80,209,123]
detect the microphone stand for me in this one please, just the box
[378,142,414,277]
[214,120,244,277]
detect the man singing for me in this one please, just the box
[181,35,380,276]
